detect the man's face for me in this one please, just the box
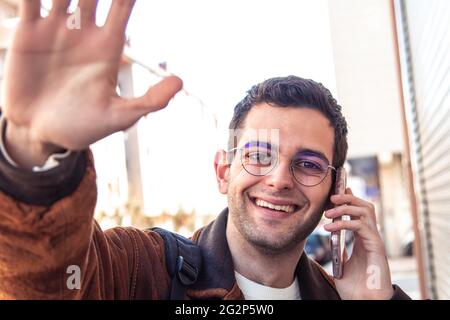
[222,104,335,255]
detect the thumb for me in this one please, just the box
[110,75,183,129]
[346,187,353,196]
[119,75,183,112]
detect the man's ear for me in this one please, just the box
[214,150,230,194]
[323,177,336,212]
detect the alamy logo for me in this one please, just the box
[66,7,81,30]
[66,265,81,290]
[366,265,381,290]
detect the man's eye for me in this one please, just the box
[247,152,272,165]
[295,160,323,171]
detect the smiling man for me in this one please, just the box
[212,78,407,300]
[0,0,410,300]
[222,102,338,297]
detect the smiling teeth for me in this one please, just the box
[255,199,295,213]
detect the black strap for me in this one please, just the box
[151,227,202,300]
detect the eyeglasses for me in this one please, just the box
[228,144,336,187]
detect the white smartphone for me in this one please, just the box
[331,167,347,279]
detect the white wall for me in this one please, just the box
[328,0,404,158]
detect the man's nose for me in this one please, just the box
[264,160,295,190]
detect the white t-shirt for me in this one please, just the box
[235,271,301,300]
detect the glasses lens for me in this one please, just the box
[240,146,277,176]
[291,155,330,186]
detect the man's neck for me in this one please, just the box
[226,219,305,288]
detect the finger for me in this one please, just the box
[330,193,374,210]
[326,220,386,258]
[19,0,41,21]
[325,204,362,219]
[327,205,379,231]
[105,0,136,35]
[325,205,363,220]
[79,0,98,23]
[51,0,71,16]
[110,76,183,129]
[123,75,183,111]
[325,220,367,237]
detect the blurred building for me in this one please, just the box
[328,0,411,256]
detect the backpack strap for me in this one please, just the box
[151,227,202,299]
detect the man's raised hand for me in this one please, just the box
[2,0,183,169]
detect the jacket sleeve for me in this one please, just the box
[0,148,170,299]
[390,285,412,300]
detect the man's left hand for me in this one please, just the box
[324,188,394,300]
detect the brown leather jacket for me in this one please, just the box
[0,149,410,300]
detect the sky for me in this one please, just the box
[126,0,337,121]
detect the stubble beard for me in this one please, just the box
[228,191,326,256]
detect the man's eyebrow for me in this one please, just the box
[243,141,272,150]
[240,142,331,164]
[295,148,331,164]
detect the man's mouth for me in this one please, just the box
[249,196,299,214]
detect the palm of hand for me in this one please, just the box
[2,1,182,152]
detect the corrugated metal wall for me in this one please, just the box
[395,0,450,299]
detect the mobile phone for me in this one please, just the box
[331,167,347,279]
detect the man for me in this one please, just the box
[0,0,409,299]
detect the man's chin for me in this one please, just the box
[241,223,301,251]
[246,234,301,255]
[251,211,303,236]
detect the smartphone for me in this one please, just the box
[331,167,347,279]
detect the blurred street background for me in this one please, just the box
[0,0,448,299]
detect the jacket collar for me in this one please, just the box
[189,207,236,293]
[188,208,340,300]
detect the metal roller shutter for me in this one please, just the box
[395,0,450,299]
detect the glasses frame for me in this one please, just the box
[228,146,337,187]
